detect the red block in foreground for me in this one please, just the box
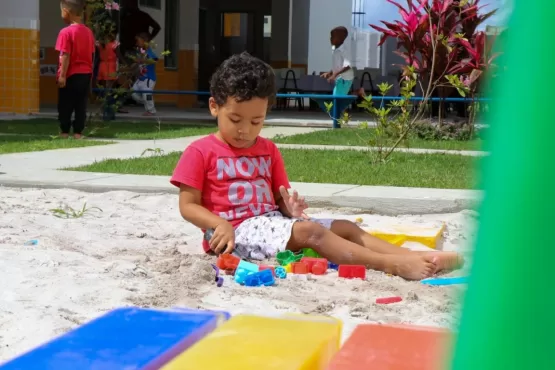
[338,265,366,279]
[301,257,328,273]
[291,262,308,274]
[327,324,453,370]
[216,254,240,271]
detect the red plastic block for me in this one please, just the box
[291,262,308,274]
[216,254,240,271]
[301,257,328,273]
[338,265,366,279]
[327,323,453,370]
[311,261,327,275]
[376,296,403,304]
[259,265,276,276]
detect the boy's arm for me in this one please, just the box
[332,48,352,78]
[270,144,295,217]
[59,54,70,79]
[55,30,72,81]
[146,13,161,40]
[178,185,228,230]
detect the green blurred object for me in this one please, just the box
[451,3,553,370]
[302,249,321,258]
[276,250,303,266]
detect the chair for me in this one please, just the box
[276,69,304,111]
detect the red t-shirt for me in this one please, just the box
[55,24,95,79]
[170,134,291,252]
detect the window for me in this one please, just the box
[164,0,179,68]
[139,0,161,9]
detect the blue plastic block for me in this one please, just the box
[275,266,287,279]
[0,307,228,370]
[244,269,276,287]
[421,276,469,286]
[328,262,339,270]
[234,260,259,284]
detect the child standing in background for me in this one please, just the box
[96,32,123,120]
[56,0,95,138]
[319,26,354,117]
[131,32,158,116]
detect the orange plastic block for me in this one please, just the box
[301,257,328,275]
[291,262,308,274]
[216,254,240,271]
[259,265,276,276]
[327,324,453,370]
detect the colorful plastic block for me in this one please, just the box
[259,265,276,276]
[291,262,309,274]
[338,265,366,279]
[376,296,403,304]
[421,276,469,286]
[366,222,446,249]
[216,253,240,271]
[301,257,328,274]
[302,248,321,258]
[284,264,292,273]
[0,307,228,370]
[275,266,287,279]
[327,323,452,370]
[276,250,303,266]
[328,262,339,270]
[161,315,342,369]
[244,269,275,287]
[234,260,259,284]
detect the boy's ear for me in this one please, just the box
[208,97,219,118]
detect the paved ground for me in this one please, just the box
[0,125,481,214]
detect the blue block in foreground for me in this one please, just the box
[421,276,469,286]
[0,307,229,370]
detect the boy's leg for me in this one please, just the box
[333,78,353,115]
[72,74,92,135]
[287,221,437,280]
[58,79,75,135]
[143,80,156,113]
[131,79,144,103]
[328,220,463,272]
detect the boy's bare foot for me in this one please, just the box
[383,254,437,280]
[74,134,84,139]
[419,252,464,273]
[60,133,69,139]
[142,111,155,116]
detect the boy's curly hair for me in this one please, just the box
[210,52,276,107]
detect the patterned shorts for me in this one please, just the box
[233,211,334,260]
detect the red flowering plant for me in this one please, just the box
[363,0,497,158]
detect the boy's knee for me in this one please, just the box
[293,220,327,245]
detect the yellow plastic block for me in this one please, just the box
[367,222,445,249]
[161,314,342,370]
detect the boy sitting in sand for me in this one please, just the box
[170,52,463,280]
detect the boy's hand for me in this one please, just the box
[320,72,331,79]
[327,73,337,83]
[58,76,66,88]
[279,186,309,219]
[210,221,235,255]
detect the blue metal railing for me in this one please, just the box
[93,88,490,128]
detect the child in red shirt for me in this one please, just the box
[56,0,95,139]
[170,52,463,280]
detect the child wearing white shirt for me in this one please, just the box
[320,26,354,116]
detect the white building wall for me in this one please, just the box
[291,0,310,66]
[307,0,352,74]
[4,0,39,28]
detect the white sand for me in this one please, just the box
[0,187,477,361]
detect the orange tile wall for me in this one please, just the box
[0,28,40,113]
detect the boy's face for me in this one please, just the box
[136,37,146,48]
[330,31,344,47]
[209,97,267,149]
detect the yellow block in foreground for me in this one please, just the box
[162,314,342,370]
[367,223,445,249]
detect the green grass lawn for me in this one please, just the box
[0,118,217,140]
[0,135,113,154]
[272,128,484,151]
[68,148,478,189]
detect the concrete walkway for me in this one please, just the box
[0,126,481,214]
